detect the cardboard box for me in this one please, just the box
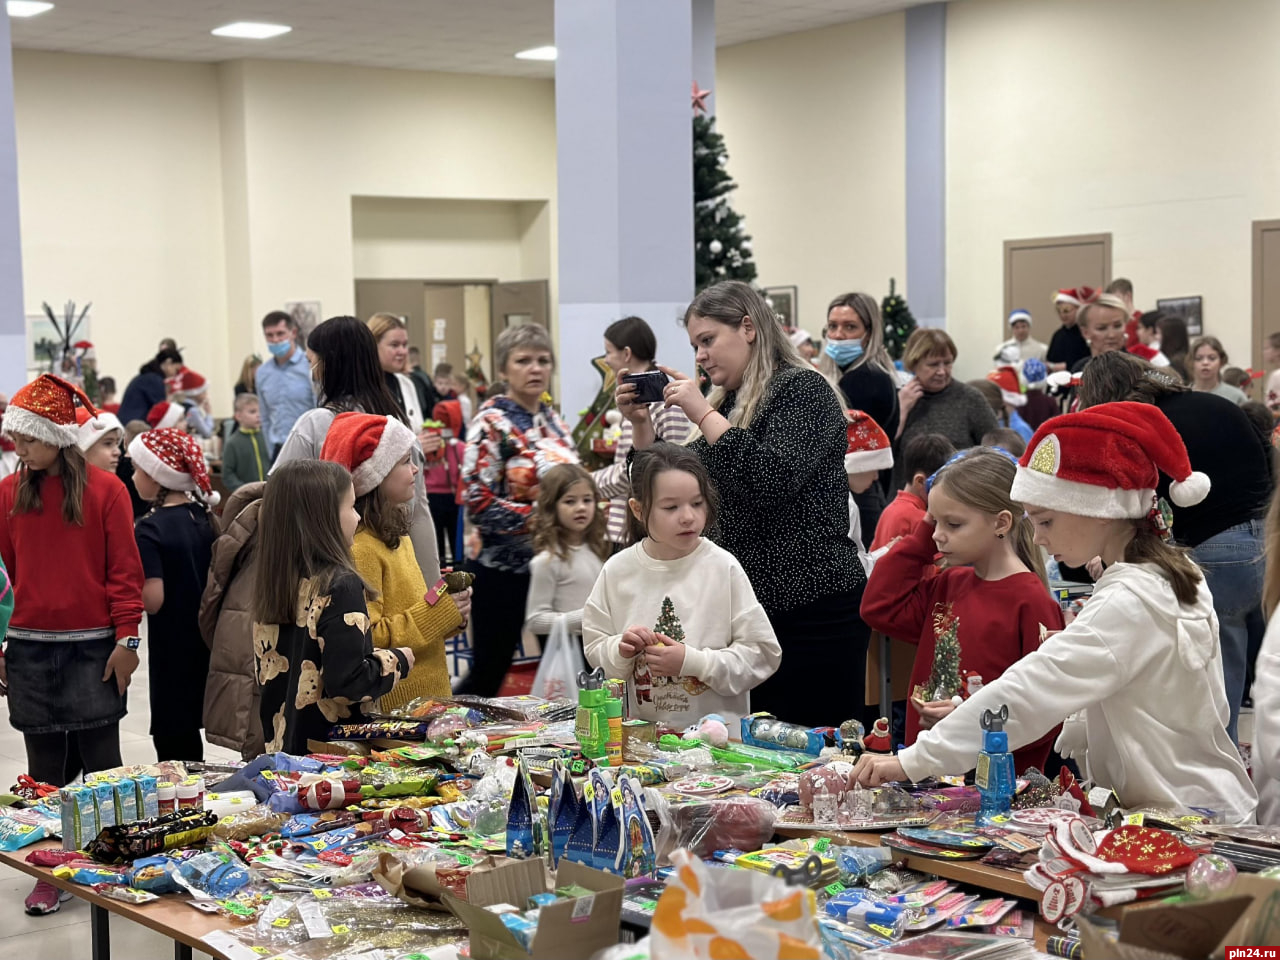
[442,858,624,960]
[1077,875,1280,959]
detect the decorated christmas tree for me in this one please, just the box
[693,113,757,290]
[464,342,490,400]
[654,596,686,644]
[928,614,962,701]
[881,279,918,362]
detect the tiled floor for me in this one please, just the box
[0,658,236,959]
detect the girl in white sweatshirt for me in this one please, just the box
[851,402,1257,824]
[582,443,781,730]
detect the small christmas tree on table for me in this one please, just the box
[654,596,685,644]
[693,113,757,290]
[881,279,918,362]
[929,613,962,701]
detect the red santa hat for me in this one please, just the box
[1011,401,1210,519]
[1053,286,1098,306]
[320,412,416,496]
[844,409,893,474]
[74,406,124,453]
[146,401,185,430]
[1,374,97,448]
[1094,825,1197,876]
[128,427,217,503]
[987,366,1027,407]
[170,368,207,398]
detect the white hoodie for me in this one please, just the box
[899,562,1257,824]
[1252,607,1280,824]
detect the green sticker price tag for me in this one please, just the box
[454,854,474,866]
[814,838,831,852]
[824,881,846,896]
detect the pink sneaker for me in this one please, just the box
[24,880,70,915]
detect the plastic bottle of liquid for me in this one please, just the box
[575,668,608,760]
[605,696,623,766]
[976,704,1015,825]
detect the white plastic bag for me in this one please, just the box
[530,614,584,701]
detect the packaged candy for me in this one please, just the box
[616,776,656,879]
[127,856,183,894]
[86,809,218,863]
[53,862,130,886]
[740,713,827,755]
[325,720,432,742]
[0,803,58,852]
[299,778,363,811]
[91,884,160,904]
[211,805,289,841]
[279,810,358,838]
[175,851,251,899]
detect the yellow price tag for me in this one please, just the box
[251,949,271,956]
[331,924,350,935]
[271,918,291,928]
[312,889,334,899]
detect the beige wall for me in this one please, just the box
[13,51,229,408]
[717,14,907,341]
[947,0,1280,377]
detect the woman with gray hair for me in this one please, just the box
[619,280,866,726]
[458,323,578,696]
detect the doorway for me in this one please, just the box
[1252,220,1280,374]
[1004,233,1112,340]
[355,279,496,383]
[490,281,550,346]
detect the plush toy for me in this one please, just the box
[863,718,892,753]
[681,714,729,748]
[602,409,624,445]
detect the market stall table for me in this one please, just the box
[0,840,233,960]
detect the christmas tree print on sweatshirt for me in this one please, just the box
[633,596,710,715]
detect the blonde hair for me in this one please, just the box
[367,312,406,344]
[902,328,958,373]
[237,355,261,391]
[531,464,610,564]
[683,280,826,429]
[1077,293,1129,332]
[817,292,896,382]
[932,447,1047,585]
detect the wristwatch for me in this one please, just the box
[118,636,141,651]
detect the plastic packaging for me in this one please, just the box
[85,809,218,863]
[659,795,777,861]
[176,850,252,898]
[157,782,177,816]
[606,697,624,767]
[824,890,906,939]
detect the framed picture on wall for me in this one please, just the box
[285,300,322,346]
[1156,295,1203,337]
[763,286,798,329]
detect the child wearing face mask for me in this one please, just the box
[861,447,1063,773]
[582,443,780,730]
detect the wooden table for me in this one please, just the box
[0,840,235,960]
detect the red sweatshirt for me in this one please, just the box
[872,489,928,551]
[0,467,144,641]
[861,521,1063,773]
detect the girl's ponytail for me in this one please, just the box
[1011,512,1047,586]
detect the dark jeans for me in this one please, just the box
[153,729,204,763]
[24,726,122,788]
[754,587,869,728]
[454,561,532,698]
[428,493,460,565]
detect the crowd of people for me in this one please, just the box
[2,278,1280,912]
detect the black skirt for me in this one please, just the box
[5,639,128,734]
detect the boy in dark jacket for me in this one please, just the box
[221,394,274,492]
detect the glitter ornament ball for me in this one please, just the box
[1186,854,1237,899]
[709,239,723,255]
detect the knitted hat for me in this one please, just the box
[128,427,217,503]
[74,406,124,453]
[320,412,417,496]
[1008,309,1032,326]
[1,374,97,448]
[1011,401,1210,519]
[1054,286,1098,306]
[987,366,1027,408]
[844,410,893,474]
[1022,357,1048,389]
[146,402,185,430]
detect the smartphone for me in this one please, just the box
[621,370,669,405]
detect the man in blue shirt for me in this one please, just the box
[255,310,315,456]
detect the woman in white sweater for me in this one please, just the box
[582,443,781,730]
[852,402,1257,824]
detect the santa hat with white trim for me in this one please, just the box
[1011,401,1210,519]
[74,406,123,453]
[128,427,218,504]
[1053,286,1098,306]
[1,374,97,448]
[169,368,208,399]
[987,365,1027,408]
[146,401,185,430]
[320,411,416,496]
[844,409,893,474]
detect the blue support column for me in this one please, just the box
[0,13,25,391]
[905,2,946,329]
[554,0,695,421]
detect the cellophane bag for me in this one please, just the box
[650,849,821,960]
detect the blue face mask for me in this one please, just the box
[266,339,292,358]
[825,338,864,367]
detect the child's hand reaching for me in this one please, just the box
[620,626,653,658]
[644,637,686,678]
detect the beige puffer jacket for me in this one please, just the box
[199,482,265,759]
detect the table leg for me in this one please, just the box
[174,941,192,960]
[90,902,111,960]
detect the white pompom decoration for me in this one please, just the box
[709,239,723,255]
[1169,470,1211,507]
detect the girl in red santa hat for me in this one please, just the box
[851,402,1258,825]
[128,427,218,762]
[0,375,145,914]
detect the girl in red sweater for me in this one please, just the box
[0,375,144,915]
[861,447,1063,773]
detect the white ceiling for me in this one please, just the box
[8,0,936,77]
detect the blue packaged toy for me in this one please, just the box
[975,705,1014,826]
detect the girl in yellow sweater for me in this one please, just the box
[322,413,472,708]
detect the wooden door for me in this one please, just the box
[490,280,550,346]
[354,279,427,344]
[1252,220,1280,373]
[1004,233,1111,342]
[422,284,467,377]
